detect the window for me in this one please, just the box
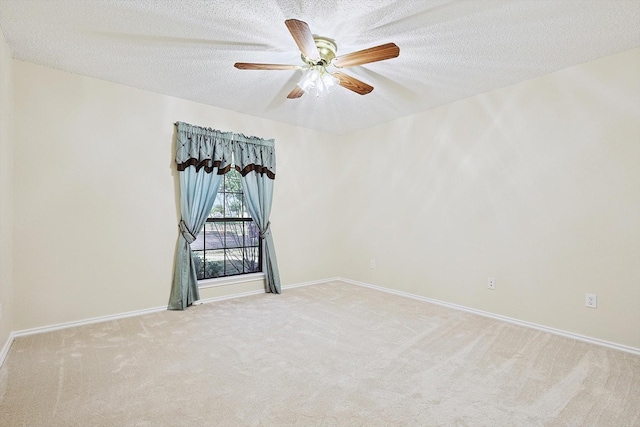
[190,169,261,280]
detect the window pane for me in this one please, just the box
[226,170,242,192]
[192,251,205,280]
[246,221,259,247]
[190,229,205,251]
[209,193,224,218]
[225,193,242,218]
[225,249,244,275]
[242,202,250,218]
[244,246,260,273]
[205,222,225,250]
[224,221,243,249]
[204,250,224,279]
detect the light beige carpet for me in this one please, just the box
[1,281,639,426]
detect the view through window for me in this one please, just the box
[190,169,261,279]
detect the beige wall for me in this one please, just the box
[0,30,13,349]
[7,47,640,350]
[338,48,640,348]
[12,61,340,330]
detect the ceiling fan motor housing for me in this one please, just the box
[302,36,337,66]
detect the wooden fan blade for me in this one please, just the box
[234,63,298,70]
[287,86,305,99]
[333,43,400,68]
[285,19,320,61]
[333,72,374,95]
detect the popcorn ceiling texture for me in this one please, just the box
[0,0,638,134]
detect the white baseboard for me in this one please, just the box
[12,304,169,340]
[0,277,338,367]
[193,277,337,306]
[0,332,14,368]
[337,277,640,356]
[198,272,265,290]
[195,289,265,305]
[282,277,340,290]
[194,277,336,304]
[0,306,171,367]
[2,275,636,368]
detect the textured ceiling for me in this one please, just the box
[0,0,639,134]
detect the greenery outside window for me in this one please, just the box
[190,169,261,280]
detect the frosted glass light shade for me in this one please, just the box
[297,65,339,97]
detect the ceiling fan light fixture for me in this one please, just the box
[235,19,399,99]
[297,65,338,97]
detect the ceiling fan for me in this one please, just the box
[234,19,400,99]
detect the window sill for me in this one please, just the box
[198,272,265,289]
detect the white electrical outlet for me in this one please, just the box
[585,293,597,308]
[488,277,495,290]
[370,259,376,269]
